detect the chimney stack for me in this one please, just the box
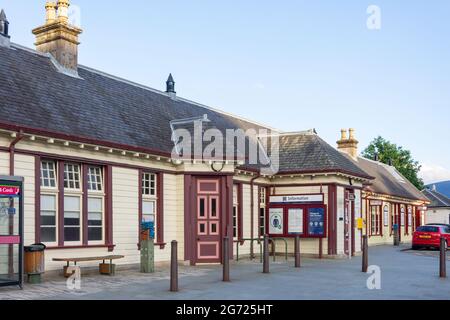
[0,9,10,48]
[32,1,82,73]
[337,128,359,159]
[166,74,176,99]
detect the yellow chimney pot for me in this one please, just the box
[57,0,70,23]
[45,2,57,24]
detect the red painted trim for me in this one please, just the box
[46,244,116,251]
[82,165,88,245]
[157,172,164,247]
[237,183,244,241]
[105,165,113,251]
[0,121,171,158]
[57,161,65,246]
[268,169,374,180]
[35,155,41,244]
[184,175,193,262]
[138,169,143,243]
[0,147,174,174]
[327,185,337,255]
[267,203,328,239]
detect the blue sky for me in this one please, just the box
[2,0,450,184]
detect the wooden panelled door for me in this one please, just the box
[195,179,221,263]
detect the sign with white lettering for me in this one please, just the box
[269,208,284,235]
[288,209,304,234]
[270,195,324,204]
[370,200,383,206]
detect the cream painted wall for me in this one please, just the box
[426,208,450,225]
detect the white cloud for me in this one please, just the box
[419,163,450,185]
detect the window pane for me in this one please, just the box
[41,215,56,225]
[64,227,80,242]
[143,201,155,215]
[199,199,206,217]
[64,196,80,211]
[41,227,56,243]
[142,214,155,223]
[64,216,80,225]
[64,164,81,190]
[88,198,102,212]
[41,195,56,211]
[41,161,57,188]
[142,173,157,196]
[88,167,103,191]
[88,227,102,241]
[211,198,217,217]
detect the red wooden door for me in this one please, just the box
[195,180,221,263]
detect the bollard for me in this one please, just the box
[223,237,230,282]
[440,237,447,278]
[393,225,400,246]
[263,235,270,274]
[170,240,178,292]
[362,235,368,273]
[295,236,301,268]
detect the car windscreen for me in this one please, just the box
[417,226,439,233]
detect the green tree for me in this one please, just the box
[361,136,424,190]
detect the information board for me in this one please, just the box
[288,209,303,234]
[269,208,284,235]
[308,208,325,237]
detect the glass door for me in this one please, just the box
[0,177,23,288]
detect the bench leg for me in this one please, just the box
[99,263,116,276]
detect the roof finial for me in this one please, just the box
[166,73,176,97]
[0,9,10,38]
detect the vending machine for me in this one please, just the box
[0,176,24,289]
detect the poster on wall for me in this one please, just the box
[308,208,325,237]
[288,209,304,234]
[269,208,284,235]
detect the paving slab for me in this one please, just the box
[1,245,449,300]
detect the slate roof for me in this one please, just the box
[0,44,372,179]
[422,189,450,208]
[262,132,373,178]
[345,155,428,201]
[0,44,267,156]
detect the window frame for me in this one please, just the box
[259,187,267,237]
[370,205,382,236]
[38,159,109,248]
[87,166,104,192]
[139,171,159,244]
[232,184,239,240]
[40,160,57,189]
[63,194,82,245]
[142,172,157,197]
[40,193,58,246]
[87,196,105,244]
[64,163,82,191]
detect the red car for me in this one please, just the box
[412,225,450,250]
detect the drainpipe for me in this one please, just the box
[9,130,25,176]
[250,174,261,259]
[8,130,24,276]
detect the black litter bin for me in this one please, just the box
[24,243,46,284]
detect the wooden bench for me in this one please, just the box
[53,255,125,277]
